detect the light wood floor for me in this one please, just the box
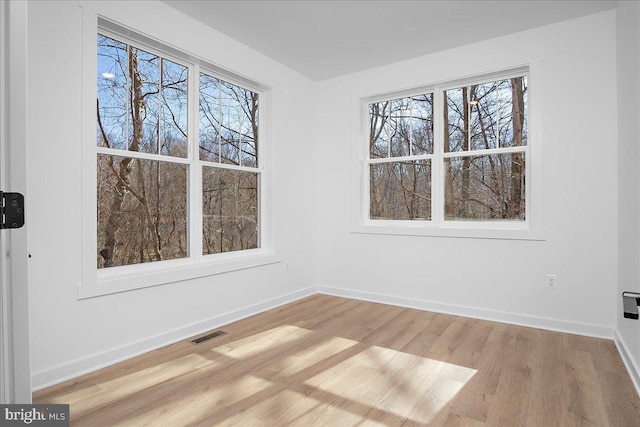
[34,295,640,426]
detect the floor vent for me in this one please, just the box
[190,330,228,344]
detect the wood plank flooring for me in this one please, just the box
[33,295,640,426]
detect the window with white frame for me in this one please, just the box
[369,93,434,220]
[96,32,261,270]
[366,71,528,227]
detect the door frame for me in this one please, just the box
[0,0,31,404]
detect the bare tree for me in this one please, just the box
[97,36,188,268]
[369,95,433,220]
[509,77,525,218]
[199,73,260,254]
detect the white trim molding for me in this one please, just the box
[351,63,545,242]
[79,5,277,298]
[34,285,638,396]
[2,0,32,404]
[32,286,316,391]
[614,329,640,398]
[317,285,613,340]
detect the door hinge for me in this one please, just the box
[1,191,25,229]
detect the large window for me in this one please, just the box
[96,32,262,272]
[365,71,530,232]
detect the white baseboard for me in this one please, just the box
[33,284,625,392]
[614,330,640,398]
[326,284,638,397]
[31,286,316,391]
[316,285,614,340]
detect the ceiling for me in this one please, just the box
[163,0,617,81]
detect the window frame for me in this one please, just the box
[79,17,277,299]
[352,66,544,240]
[368,91,435,222]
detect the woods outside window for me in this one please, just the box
[97,33,261,269]
[364,69,534,235]
[82,24,272,297]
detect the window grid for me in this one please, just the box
[366,71,528,225]
[96,30,263,271]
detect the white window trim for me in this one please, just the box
[351,64,544,241]
[79,14,277,299]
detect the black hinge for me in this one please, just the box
[1,191,25,229]
[623,291,640,320]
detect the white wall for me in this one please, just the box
[25,2,634,392]
[314,11,618,336]
[616,0,640,390]
[26,1,315,388]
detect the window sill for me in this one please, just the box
[78,250,280,299]
[351,221,545,241]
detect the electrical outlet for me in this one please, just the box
[283,260,289,272]
[545,274,558,290]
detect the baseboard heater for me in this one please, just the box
[623,292,640,320]
[190,330,228,344]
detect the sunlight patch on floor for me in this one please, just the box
[223,388,377,427]
[68,324,476,425]
[211,325,314,360]
[204,325,477,425]
[113,374,273,426]
[209,349,474,426]
[69,353,212,417]
[271,335,360,377]
[304,345,477,424]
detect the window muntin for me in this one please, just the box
[366,72,528,226]
[96,32,263,270]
